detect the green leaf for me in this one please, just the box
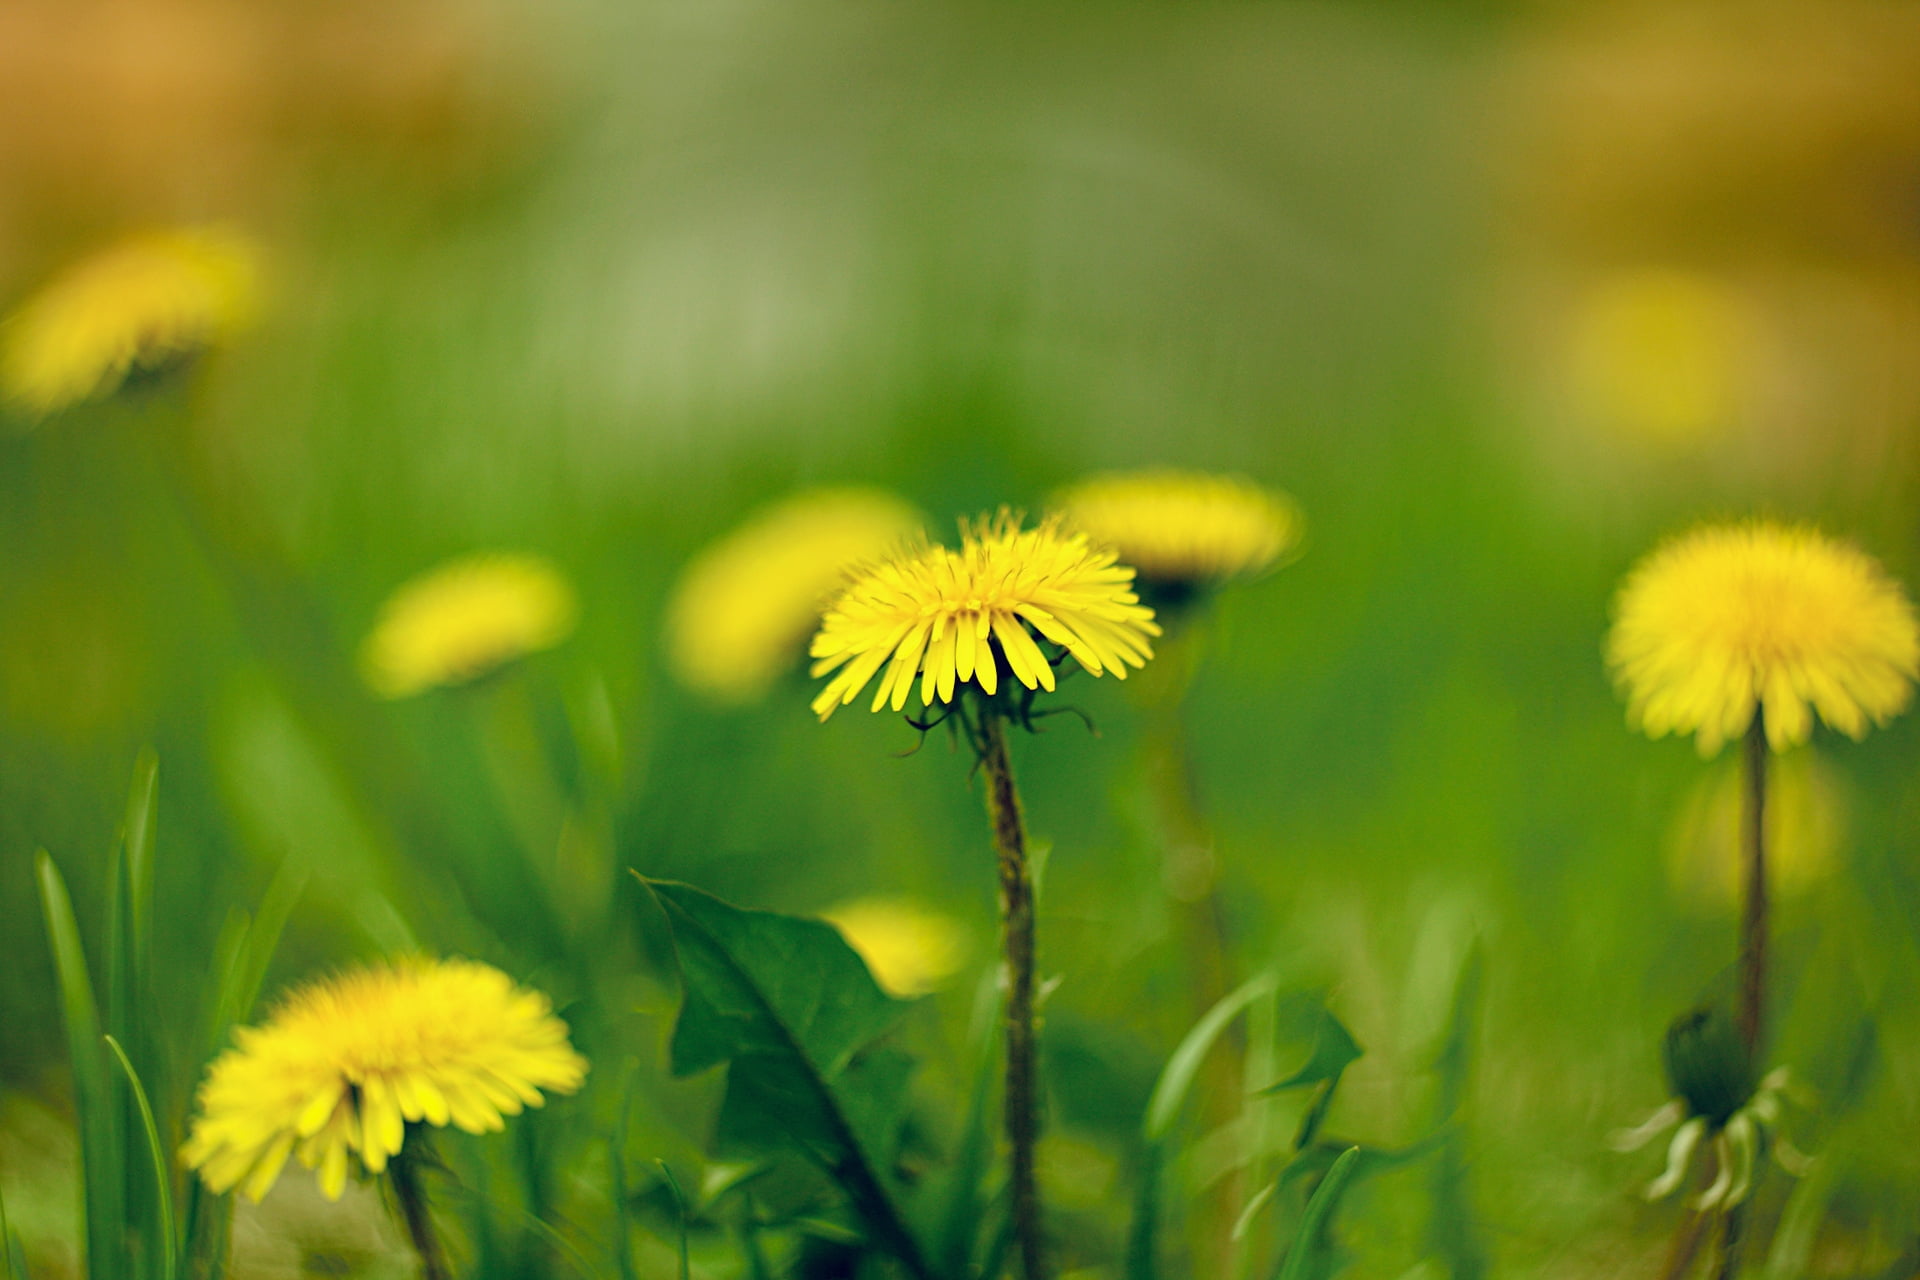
[1278,1146,1361,1280]
[637,877,932,1280]
[1266,999,1363,1094]
[36,852,125,1280]
[1,1172,31,1280]
[122,750,160,983]
[1129,973,1277,1280]
[104,1037,175,1280]
[1145,973,1277,1142]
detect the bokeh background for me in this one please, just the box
[4,0,1920,1276]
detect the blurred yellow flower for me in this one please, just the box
[1667,751,1842,910]
[361,553,576,699]
[823,897,969,996]
[183,958,586,1202]
[1608,522,1919,754]
[809,510,1160,721]
[1052,470,1301,592]
[665,488,923,704]
[1,227,259,416]
[1565,269,1754,449]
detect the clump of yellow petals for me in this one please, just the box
[1667,751,1843,911]
[666,488,924,704]
[183,958,586,1203]
[1052,469,1301,590]
[361,553,577,699]
[809,510,1160,721]
[1608,521,1920,755]
[1,227,259,416]
[823,897,970,997]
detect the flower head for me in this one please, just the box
[1607,521,1919,755]
[1051,470,1301,595]
[183,958,587,1202]
[2,227,259,416]
[666,488,923,704]
[823,897,969,997]
[809,510,1160,721]
[361,553,577,698]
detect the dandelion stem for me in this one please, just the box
[1737,711,1768,1059]
[977,706,1048,1280]
[1717,710,1769,1280]
[389,1152,451,1280]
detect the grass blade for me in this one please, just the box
[123,750,160,985]
[1278,1146,1361,1280]
[656,1162,691,1280]
[1144,973,1277,1143]
[1,1173,31,1280]
[607,1064,640,1280]
[104,1037,176,1280]
[36,852,125,1280]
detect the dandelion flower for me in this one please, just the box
[1,227,259,416]
[1052,470,1301,596]
[1607,521,1919,755]
[809,510,1160,721]
[823,897,969,997]
[362,553,577,698]
[665,488,923,704]
[183,958,587,1202]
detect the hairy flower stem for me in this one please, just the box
[390,1153,451,1280]
[977,708,1048,1280]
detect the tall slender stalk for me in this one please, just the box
[1716,711,1769,1280]
[389,1152,451,1280]
[976,708,1047,1280]
[1736,712,1768,1058]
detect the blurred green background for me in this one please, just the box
[4,0,1919,1276]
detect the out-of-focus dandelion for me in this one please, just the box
[1052,469,1301,606]
[1607,520,1913,1265]
[184,957,586,1201]
[0,227,259,417]
[1564,269,1754,450]
[184,958,584,1278]
[810,509,1159,1280]
[665,488,922,705]
[361,553,577,699]
[822,897,969,997]
[1667,751,1843,911]
[1608,522,1919,758]
[810,509,1159,722]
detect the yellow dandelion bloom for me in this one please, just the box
[361,553,577,699]
[1608,521,1920,755]
[809,510,1161,721]
[823,897,969,997]
[665,488,923,704]
[182,958,587,1203]
[1052,469,1301,591]
[2,227,259,416]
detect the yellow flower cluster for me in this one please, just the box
[1608,521,1919,754]
[361,553,577,698]
[183,958,586,1202]
[1,228,259,416]
[665,488,923,704]
[1052,470,1300,590]
[809,511,1160,721]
